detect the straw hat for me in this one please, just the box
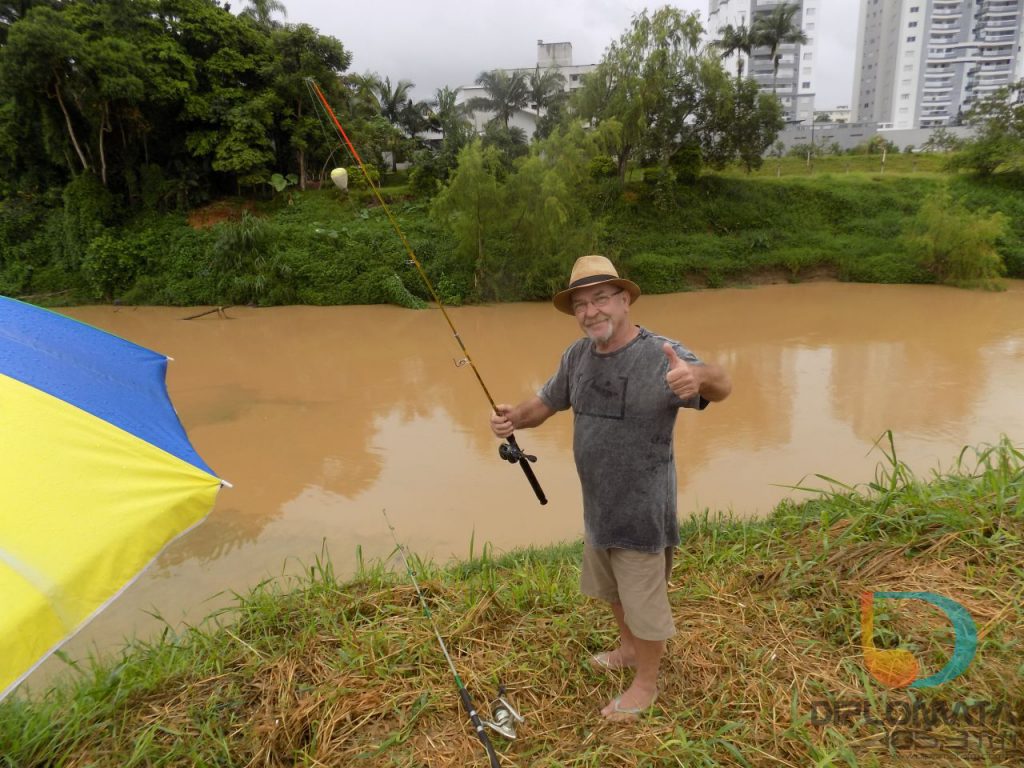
[552,255,641,315]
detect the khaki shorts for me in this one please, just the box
[580,543,675,641]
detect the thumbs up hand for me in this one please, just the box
[664,342,701,400]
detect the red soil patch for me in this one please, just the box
[187,200,259,229]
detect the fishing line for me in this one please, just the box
[304,77,547,505]
[382,510,503,767]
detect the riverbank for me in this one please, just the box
[3,167,1022,309]
[1,436,1021,766]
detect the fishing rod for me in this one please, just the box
[305,77,546,506]
[382,510,523,766]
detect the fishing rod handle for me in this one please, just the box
[507,435,547,505]
[458,687,502,768]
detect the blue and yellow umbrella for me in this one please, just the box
[0,296,224,700]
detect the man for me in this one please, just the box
[489,254,731,722]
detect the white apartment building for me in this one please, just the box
[852,0,1024,129]
[707,0,819,123]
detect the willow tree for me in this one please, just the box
[574,6,704,181]
[430,142,505,297]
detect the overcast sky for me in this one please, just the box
[277,0,861,109]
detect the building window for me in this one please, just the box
[802,81,811,88]
[909,21,918,27]
[907,36,916,42]
[910,5,919,11]
[803,52,813,60]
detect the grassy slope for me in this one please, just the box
[1,437,1021,767]
[5,162,1023,307]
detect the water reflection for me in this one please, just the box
[31,281,1023,690]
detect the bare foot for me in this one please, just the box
[601,684,658,722]
[590,647,636,671]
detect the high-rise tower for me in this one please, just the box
[852,0,1024,128]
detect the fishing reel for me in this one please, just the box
[498,441,537,464]
[482,685,525,740]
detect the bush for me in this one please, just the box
[624,252,687,294]
[901,190,1007,287]
[838,250,928,284]
[588,155,617,179]
[62,173,117,268]
[347,164,380,189]
[82,232,138,300]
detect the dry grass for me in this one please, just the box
[2,437,1022,767]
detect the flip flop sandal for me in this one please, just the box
[603,691,658,722]
[590,651,635,670]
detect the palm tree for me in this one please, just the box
[714,23,762,83]
[371,76,416,172]
[375,76,415,127]
[431,85,469,139]
[752,2,809,96]
[468,69,529,128]
[242,0,286,28]
[398,98,431,139]
[341,73,383,120]
[527,65,567,121]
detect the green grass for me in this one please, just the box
[4,157,1023,308]
[733,153,952,179]
[2,435,1021,766]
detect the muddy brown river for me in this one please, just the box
[24,281,1024,692]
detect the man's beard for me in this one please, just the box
[584,315,614,345]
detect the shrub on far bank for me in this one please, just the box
[902,190,1007,288]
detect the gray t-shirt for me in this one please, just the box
[538,326,707,552]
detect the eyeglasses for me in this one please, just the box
[571,289,624,315]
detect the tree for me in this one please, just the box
[526,65,566,123]
[953,85,1024,176]
[268,23,350,189]
[921,126,963,153]
[1,6,92,175]
[375,75,414,126]
[241,0,286,29]
[480,121,528,167]
[398,98,431,139]
[431,128,602,301]
[171,0,277,192]
[713,23,761,83]
[341,72,383,119]
[430,142,505,296]
[752,2,807,97]
[431,85,469,139]
[373,75,416,171]
[468,69,529,128]
[0,0,59,46]
[695,69,783,172]
[574,6,705,181]
[902,190,1006,287]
